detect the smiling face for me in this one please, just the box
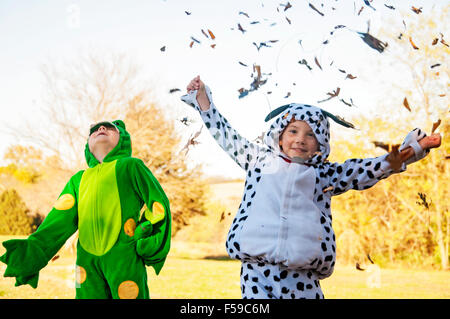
[279,120,319,160]
[88,123,120,160]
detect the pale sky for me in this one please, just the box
[0,0,446,178]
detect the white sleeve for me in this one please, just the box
[181,86,263,171]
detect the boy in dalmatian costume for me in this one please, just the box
[182,76,441,299]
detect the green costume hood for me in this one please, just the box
[85,120,132,167]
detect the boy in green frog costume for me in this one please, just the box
[0,120,171,299]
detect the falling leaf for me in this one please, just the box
[253,64,261,79]
[386,145,403,172]
[314,56,322,70]
[238,88,249,99]
[431,119,441,134]
[51,255,60,262]
[403,97,411,112]
[358,6,364,15]
[208,29,216,40]
[185,11,191,15]
[357,32,388,53]
[345,73,357,80]
[384,4,395,10]
[372,141,400,152]
[430,63,441,68]
[432,38,439,45]
[367,254,375,264]
[409,37,419,50]
[181,126,203,155]
[282,1,292,11]
[438,93,446,97]
[411,6,422,14]
[191,36,200,44]
[285,16,291,24]
[160,46,166,52]
[239,11,249,18]
[334,24,346,32]
[363,0,376,11]
[189,41,194,48]
[318,87,340,103]
[220,211,225,222]
[340,98,355,107]
[322,186,334,193]
[238,61,248,67]
[309,3,324,16]
[169,88,181,93]
[356,263,365,271]
[284,92,291,98]
[179,117,192,126]
[237,23,246,33]
[252,42,265,51]
[298,59,312,70]
[210,44,216,49]
[201,29,209,39]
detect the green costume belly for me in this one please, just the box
[78,160,122,256]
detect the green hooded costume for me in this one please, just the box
[0,120,171,299]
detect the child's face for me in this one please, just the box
[279,120,319,160]
[88,124,120,155]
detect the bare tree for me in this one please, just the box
[5,51,144,169]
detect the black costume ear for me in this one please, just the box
[320,110,355,129]
[265,103,355,129]
[264,104,292,122]
[113,120,126,130]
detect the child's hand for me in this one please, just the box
[419,133,441,150]
[186,75,210,111]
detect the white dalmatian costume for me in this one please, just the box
[181,87,429,299]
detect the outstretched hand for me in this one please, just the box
[186,75,210,111]
[419,133,441,150]
[388,133,442,171]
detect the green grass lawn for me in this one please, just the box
[1,237,449,299]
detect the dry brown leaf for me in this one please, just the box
[314,56,322,70]
[208,29,216,40]
[411,6,422,14]
[431,119,441,134]
[386,145,403,172]
[403,97,411,112]
[409,37,419,50]
[373,141,400,152]
[322,186,334,193]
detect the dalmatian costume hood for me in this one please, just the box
[182,86,428,280]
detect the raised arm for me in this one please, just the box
[181,76,264,171]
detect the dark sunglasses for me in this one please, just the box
[89,121,118,136]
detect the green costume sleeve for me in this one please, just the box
[0,172,81,288]
[131,159,171,275]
